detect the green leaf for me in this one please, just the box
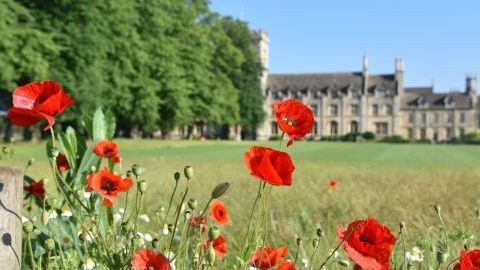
[73,142,99,187]
[92,107,107,141]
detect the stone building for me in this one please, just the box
[255,31,479,142]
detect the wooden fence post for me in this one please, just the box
[0,167,23,270]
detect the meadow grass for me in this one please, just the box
[13,140,480,266]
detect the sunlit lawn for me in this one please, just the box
[12,140,480,259]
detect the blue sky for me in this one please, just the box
[210,1,480,92]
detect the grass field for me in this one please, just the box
[12,140,480,264]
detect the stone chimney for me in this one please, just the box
[395,58,404,95]
[466,75,477,107]
[362,54,368,94]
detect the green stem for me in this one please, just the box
[27,233,35,270]
[160,180,179,238]
[401,230,407,270]
[241,182,263,249]
[168,179,190,252]
[49,128,56,148]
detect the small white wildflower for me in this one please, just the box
[48,209,58,219]
[162,224,169,235]
[21,216,29,223]
[136,232,145,246]
[118,208,125,214]
[61,235,73,248]
[139,214,150,223]
[173,234,181,242]
[83,191,91,200]
[82,258,95,270]
[113,213,122,222]
[302,257,309,268]
[61,209,73,221]
[405,247,424,263]
[144,233,153,242]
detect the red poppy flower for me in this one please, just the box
[85,167,133,207]
[210,200,230,225]
[23,180,45,203]
[328,180,338,192]
[7,80,74,130]
[337,218,396,270]
[278,260,296,270]
[203,236,227,259]
[250,246,288,270]
[454,250,480,270]
[190,216,207,233]
[131,249,170,270]
[93,140,120,163]
[244,146,295,186]
[56,154,70,173]
[273,99,314,146]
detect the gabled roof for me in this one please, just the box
[405,87,433,94]
[402,91,471,109]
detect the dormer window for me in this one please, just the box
[375,90,386,98]
[443,95,454,108]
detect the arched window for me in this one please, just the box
[330,121,338,135]
[350,121,359,133]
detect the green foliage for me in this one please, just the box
[362,131,376,140]
[380,135,409,144]
[2,0,264,138]
[341,132,360,142]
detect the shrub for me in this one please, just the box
[380,135,409,144]
[416,138,432,144]
[268,135,282,141]
[341,132,361,142]
[362,131,376,140]
[463,133,480,144]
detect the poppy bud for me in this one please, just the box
[168,224,174,233]
[27,158,34,167]
[436,251,448,264]
[23,221,33,233]
[45,238,55,251]
[476,208,480,219]
[188,199,197,210]
[184,166,193,180]
[184,210,192,220]
[207,244,216,265]
[296,237,302,246]
[90,165,97,173]
[312,239,319,248]
[464,243,470,250]
[138,180,147,194]
[132,164,144,176]
[41,212,49,225]
[316,228,324,238]
[49,147,59,159]
[79,232,86,242]
[152,238,159,248]
[174,172,181,182]
[434,204,441,214]
[208,226,220,240]
[211,182,230,199]
[400,221,406,231]
[338,260,350,267]
[126,170,133,178]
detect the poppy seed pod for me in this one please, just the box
[208,226,220,240]
[434,204,441,213]
[211,182,230,199]
[312,238,319,248]
[138,180,147,194]
[400,221,406,231]
[436,251,449,264]
[41,211,49,225]
[45,238,55,251]
[174,172,181,182]
[338,259,350,267]
[49,147,60,159]
[152,238,159,248]
[296,237,302,246]
[132,164,145,176]
[316,228,324,237]
[188,198,197,210]
[23,221,33,233]
[28,158,34,166]
[184,210,192,220]
[207,244,216,265]
[184,166,193,180]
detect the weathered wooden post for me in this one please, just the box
[0,167,23,270]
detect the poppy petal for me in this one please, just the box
[7,108,43,127]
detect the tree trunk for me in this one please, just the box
[0,167,23,270]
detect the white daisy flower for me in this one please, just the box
[302,257,309,268]
[61,235,73,248]
[144,233,153,242]
[82,258,95,270]
[113,213,122,222]
[139,214,150,223]
[61,209,73,221]
[136,232,145,246]
[162,224,169,235]
[118,208,125,214]
[83,191,92,200]
[406,247,424,263]
[48,209,58,219]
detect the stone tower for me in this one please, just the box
[253,30,271,140]
[466,75,477,107]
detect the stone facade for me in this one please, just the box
[255,31,479,142]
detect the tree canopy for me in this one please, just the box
[0,0,265,139]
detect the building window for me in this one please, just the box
[330,105,338,117]
[408,113,414,124]
[447,112,453,123]
[386,104,393,116]
[433,129,439,142]
[351,104,359,116]
[313,91,320,99]
[273,92,281,101]
[434,113,439,124]
[271,122,278,135]
[460,112,466,123]
[446,128,452,139]
[375,122,388,136]
[372,104,379,116]
[351,121,359,133]
[460,128,465,139]
[311,104,318,116]
[408,128,414,140]
[313,122,318,135]
[422,113,427,125]
[352,90,361,98]
[330,121,338,135]
[420,128,426,140]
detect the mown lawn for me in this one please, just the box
[11,140,480,260]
